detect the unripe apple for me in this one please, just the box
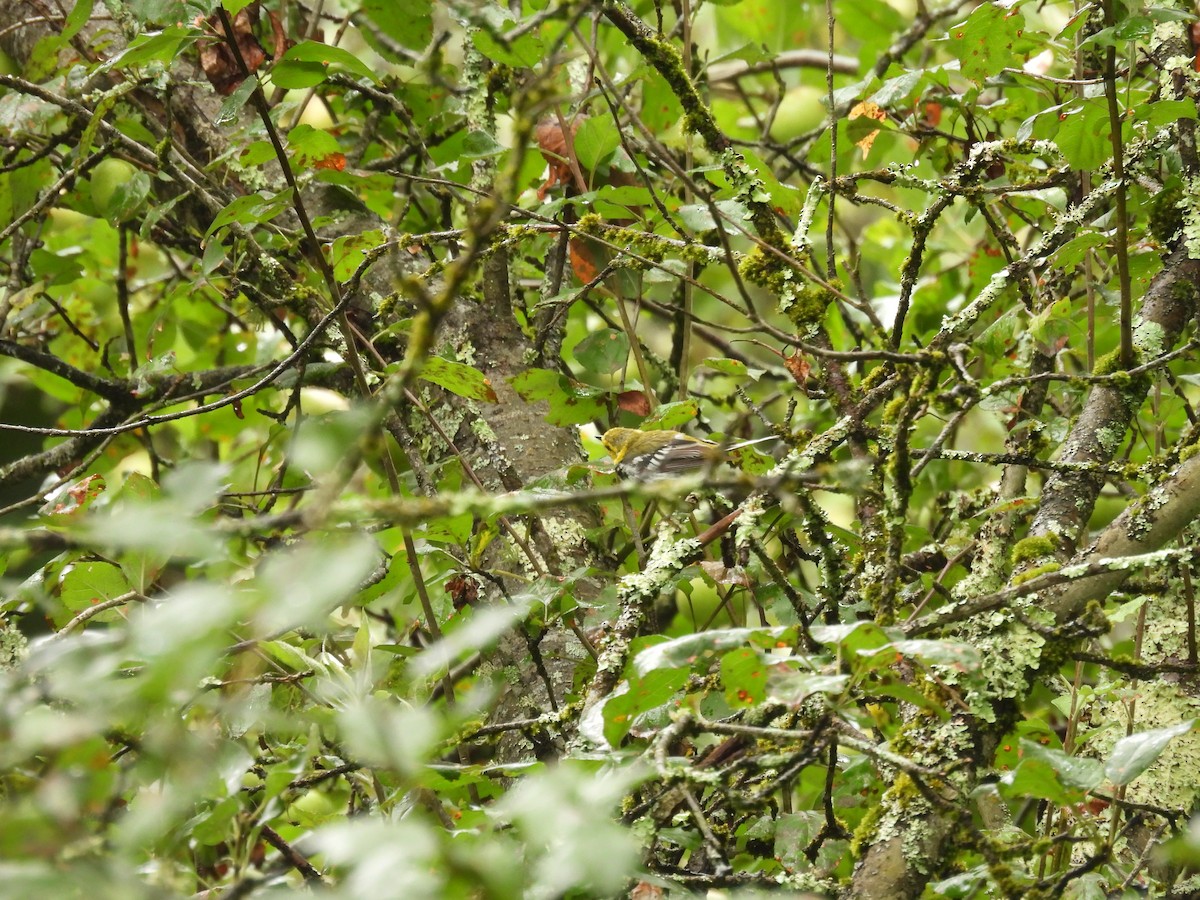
[284,789,341,826]
[89,158,136,212]
[769,86,827,141]
[294,94,334,130]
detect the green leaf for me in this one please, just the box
[1029,296,1071,343]
[1077,25,1119,51]
[634,626,792,675]
[238,140,276,167]
[61,0,95,42]
[870,69,923,107]
[765,669,850,706]
[330,229,385,281]
[275,40,376,84]
[928,867,990,899]
[287,123,342,167]
[642,69,683,132]
[810,621,894,657]
[602,667,689,745]
[677,203,716,232]
[509,369,607,426]
[192,796,240,846]
[699,357,760,379]
[259,639,325,674]
[999,740,1103,804]
[573,328,629,375]
[462,130,505,159]
[642,400,700,431]
[588,185,653,208]
[471,29,545,68]
[215,75,259,125]
[1052,231,1107,269]
[416,511,474,545]
[1134,99,1198,128]
[721,647,768,707]
[714,0,812,52]
[1105,720,1196,786]
[869,639,982,671]
[944,3,1028,85]
[103,26,196,71]
[1114,15,1153,40]
[58,560,130,617]
[573,117,621,173]
[859,668,949,718]
[352,615,372,682]
[204,188,294,239]
[772,811,816,863]
[271,60,327,90]
[976,307,1020,355]
[994,720,1061,773]
[362,0,432,50]
[417,357,498,402]
[1054,102,1111,170]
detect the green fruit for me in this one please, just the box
[294,93,334,130]
[284,789,341,826]
[770,86,827,141]
[89,158,136,212]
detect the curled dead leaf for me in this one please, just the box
[617,390,651,417]
[200,6,267,96]
[783,350,811,393]
[535,116,582,199]
[848,100,885,156]
[699,560,752,587]
[568,236,600,284]
[313,152,346,171]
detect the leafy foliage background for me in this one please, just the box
[1,0,1199,896]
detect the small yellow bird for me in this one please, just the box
[600,428,776,480]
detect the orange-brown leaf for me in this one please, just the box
[569,236,601,284]
[535,117,582,198]
[314,152,346,171]
[200,6,267,96]
[849,101,885,156]
[783,351,811,393]
[617,390,652,417]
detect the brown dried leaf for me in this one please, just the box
[313,152,346,171]
[38,474,106,517]
[267,8,292,60]
[783,350,811,393]
[699,560,752,587]
[535,116,582,199]
[848,100,885,155]
[200,6,267,97]
[446,574,479,610]
[568,236,600,284]
[617,390,651,417]
[630,882,665,900]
